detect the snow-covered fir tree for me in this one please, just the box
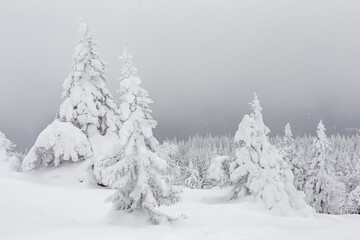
[282,123,297,165]
[305,121,345,214]
[94,48,181,224]
[187,146,216,188]
[158,128,360,214]
[344,185,360,214]
[0,131,15,162]
[166,134,236,186]
[58,22,119,137]
[158,142,185,185]
[331,134,360,190]
[274,123,295,165]
[228,94,314,216]
[285,123,293,139]
[292,135,314,191]
[184,159,201,189]
[0,131,21,171]
[22,22,119,172]
[207,155,231,187]
[280,123,304,191]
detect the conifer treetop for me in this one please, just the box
[317,120,328,140]
[249,93,270,135]
[57,21,118,136]
[119,47,138,80]
[314,120,331,153]
[117,48,155,131]
[285,123,293,138]
[62,21,108,99]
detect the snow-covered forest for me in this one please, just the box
[162,122,360,215]
[2,3,360,238]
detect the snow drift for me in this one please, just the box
[21,120,92,171]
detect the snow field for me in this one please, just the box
[1,169,360,240]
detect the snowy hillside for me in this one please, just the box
[2,8,360,240]
[1,165,360,240]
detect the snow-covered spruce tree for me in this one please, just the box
[283,124,297,166]
[305,121,345,214]
[189,147,216,188]
[0,131,21,171]
[58,22,119,137]
[184,159,201,189]
[344,185,360,214]
[280,123,304,191]
[158,142,185,185]
[274,123,295,166]
[207,155,231,187]
[94,48,181,224]
[284,123,293,139]
[228,94,313,216]
[291,135,313,191]
[22,22,119,172]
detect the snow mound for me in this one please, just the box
[88,132,119,158]
[21,120,92,171]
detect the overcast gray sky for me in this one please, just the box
[1,0,360,150]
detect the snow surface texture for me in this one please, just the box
[229,94,314,216]
[21,120,92,171]
[1,169,360,240]
[94,48,181,224]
